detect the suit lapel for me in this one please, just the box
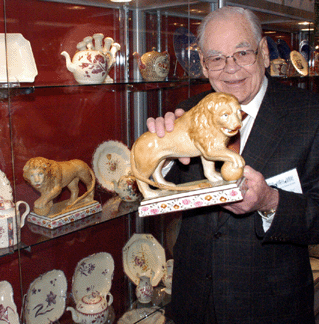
[218,78,289,225]
[242,78,289,174]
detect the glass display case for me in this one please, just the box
[0,0,315,323]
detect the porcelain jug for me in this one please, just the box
[0,201,30,248]
[135,275,153,303]
[61,35,120,84]
[67,291,113,324]
[133,48,170,81]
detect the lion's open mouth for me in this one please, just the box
[221,128,239,136]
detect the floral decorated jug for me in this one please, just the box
[67,291,113,324]
[0,169,30,248]
[133,48,170,81]
[61,34,120,84]
[0,201,30,248]
[135,275,153,303]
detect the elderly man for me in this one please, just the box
[147,6,319,324]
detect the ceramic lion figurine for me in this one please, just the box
[130,92,245,199]
[23,157,95,216]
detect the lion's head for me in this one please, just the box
[191,92,242,142]
[23,157,60,192]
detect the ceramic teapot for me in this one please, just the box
[0,200,30,248]
[133,48,170,81]
[112,172,140,202]
[67,291,113,324]
[61,34,121,84]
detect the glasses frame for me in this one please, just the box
[203,48,259,72]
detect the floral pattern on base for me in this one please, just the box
[27,202,102,229]
[139,179,245,217]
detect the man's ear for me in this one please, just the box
[199,51,209,78]
[260,37,270,68]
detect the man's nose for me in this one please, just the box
[223,56,241,73]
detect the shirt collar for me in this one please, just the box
[241,76,268,118]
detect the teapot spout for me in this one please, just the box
[61,51,76,73]
[66,307,81,323]
[133,52,146,70]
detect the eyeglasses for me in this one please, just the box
[203,49,259,71]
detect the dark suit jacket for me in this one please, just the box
[167,76,319,324]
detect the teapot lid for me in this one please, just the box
[76,292,107,314]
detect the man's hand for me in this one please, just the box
[146,109,190,165]
[222,165,279,215]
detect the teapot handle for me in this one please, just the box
[15,201,30,228]
[106,292,113,307]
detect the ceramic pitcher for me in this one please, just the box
[0,201,30,248]
[135,275,153,303]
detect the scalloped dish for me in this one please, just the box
[92,140,131,192]
[123,233,166,287]
[24,269,67,324]
[72,252,115,303]
[0,33,38,83]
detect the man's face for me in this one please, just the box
[200,15,270,105]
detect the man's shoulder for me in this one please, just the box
[177,89,214,111]
[267,76,319,102]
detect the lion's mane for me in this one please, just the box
[23,157,61,193]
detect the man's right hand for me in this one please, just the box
[146,108,185,137]
[146,108,190,165]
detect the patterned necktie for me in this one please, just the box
[227,111,248,154]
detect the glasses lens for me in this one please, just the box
[233,50,256,66]
[205,56,226,71]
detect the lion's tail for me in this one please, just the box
[65,166,96,210]
[130,143,211,192]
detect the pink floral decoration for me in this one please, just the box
[230,190,238,196]
[182,199,191,205]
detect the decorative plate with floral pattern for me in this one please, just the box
[24,269,67,324]
[92,141,131,192]
[123,233,166,287]
[72,252,114,303]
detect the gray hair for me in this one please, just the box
[197,6,262,51]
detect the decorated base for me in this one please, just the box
[138,177,246,217]
[27,201,102,229]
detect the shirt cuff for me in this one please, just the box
[260,213,275,232]
[162,160,174,177]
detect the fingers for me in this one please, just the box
[179,157,191,165]
[146,111,176,138]
[175,108,185,118]
[146,117,156,133]
[164,112,176,133]
[146,116,166,138]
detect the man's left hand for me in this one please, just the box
[222,165,279,215]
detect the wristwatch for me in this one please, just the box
[258,208,276,218]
